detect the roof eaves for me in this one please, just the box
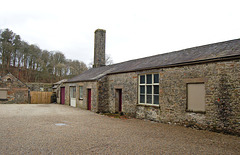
[64,79,98,83]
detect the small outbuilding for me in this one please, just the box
[0,73,30,104]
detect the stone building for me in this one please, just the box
[0,73,30,104]
[52,79,68,104]
[63,29,240,135]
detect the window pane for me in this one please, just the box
[154,95,159,104]
[154,85,159,94]
[147,85,152,94]
[73,87,76,98]
[147,95,152,103]
[70,87,76,98]
[140,86,145,94]
[140,75,145,84]
[140,95,145,103]
[147,74,152,84]
[154,74,159,83]
[70,87,73,98]
[79,86,83,99]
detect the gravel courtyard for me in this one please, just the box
[0,104,239,154]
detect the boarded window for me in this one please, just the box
[0,90,7,99]
[187,83,205,112]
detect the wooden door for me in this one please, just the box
[60,87,65,105]
[87,89,91,110]
[118,89,122,112]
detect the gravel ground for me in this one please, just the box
[0,104,239,154]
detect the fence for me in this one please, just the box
[30,91,53,104]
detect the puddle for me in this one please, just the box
[55,123,67,126]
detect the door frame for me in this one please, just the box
[115,89,122,113]
[70,86,76,107]
[87,89,91,110]
[60,87,65,105]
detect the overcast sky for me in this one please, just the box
[1,0,240,65]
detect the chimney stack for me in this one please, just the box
[93,29,106,68]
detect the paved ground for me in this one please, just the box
[0,104,239,154]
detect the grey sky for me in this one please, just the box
[1,0,240,65]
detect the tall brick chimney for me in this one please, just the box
[93,29,106,68]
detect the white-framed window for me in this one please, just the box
[79,86,83,99]
[70,86,76,98]
[138,73,159,105]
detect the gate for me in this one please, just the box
[30,91,53,104]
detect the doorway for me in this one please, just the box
[87,89,91,110]
[115,89,122,113]
[70,86,76,107]
[60,87,65,105]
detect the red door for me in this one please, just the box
[87,89,91,110]
[60,87,65,105]
[119,89,122,112]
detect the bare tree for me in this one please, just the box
[88,53,114,69]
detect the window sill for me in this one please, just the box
[0,99,8,101]
[137,104,160,108]
[186,110,206,114]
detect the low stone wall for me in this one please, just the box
[26,83,52,92]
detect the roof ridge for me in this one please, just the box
[67,38,240,83]
[103,38,240,68]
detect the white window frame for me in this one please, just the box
[138,73,159,106]
[70,86,76,98]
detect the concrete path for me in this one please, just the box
[0,104,239,154]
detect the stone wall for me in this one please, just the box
[108,72,138,117]
[0,74,29,104]
[98,76,109,113]
[64,81,98,112]
[135,59,240,135]
[26,83,52,92]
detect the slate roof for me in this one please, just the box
[53,79,68,85]
[52,79,68,89]
[67,38,240,83]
